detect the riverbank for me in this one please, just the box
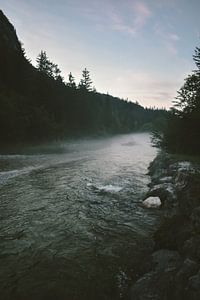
[130,152,200,300]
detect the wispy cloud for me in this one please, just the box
[80,0,152,37]
[132,1,152,31]
[109,1,152,36]
[154,24,180,55]
[109,11,136,36]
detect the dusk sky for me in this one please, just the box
[1,0,200,108]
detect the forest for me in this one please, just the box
[155,44,200,155]
[0,10,166,144]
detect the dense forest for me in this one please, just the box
[156,44,200,155]
[0,10,166,144]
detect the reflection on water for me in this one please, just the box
[0,133,159,300]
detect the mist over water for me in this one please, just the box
[0,133,159,300]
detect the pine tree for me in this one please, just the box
[193,46,200,75]
[78,68,93,91]
[162,44,200,153]
[67,72,76,88]
[36,51,53,77]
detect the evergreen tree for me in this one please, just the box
[52,63,61,80]
[193,46,200,75]
[173,73,200,115]
[67,72,76,88]
[36,50,53,77]
[78,68,93,91]
[161,44,200,154]
[92,86,97,93]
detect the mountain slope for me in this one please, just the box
[0,10,166,144]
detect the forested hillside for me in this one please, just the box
[0,10,166,144]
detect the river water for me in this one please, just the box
[0,133,159,300]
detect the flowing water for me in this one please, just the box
[0,133,159,300]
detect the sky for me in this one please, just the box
[0,0,200,108]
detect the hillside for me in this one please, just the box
[0,10,166,144]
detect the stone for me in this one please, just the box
[191,207,200,233]
[130,250,181,300]
[145,183,177,208]
[143,197,161,208]
[183,236,200,261]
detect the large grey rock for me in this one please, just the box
[177,174,200,216]
[148,153,173,184]
[133,152,200,300]
[130,250,181,300]
[191,207,200,233]
[143,197,161,208]
[183,235,200,261]
[146,183,176,207]
[154,214,192,251]
[173,259,199,299]
[187,270,200,300]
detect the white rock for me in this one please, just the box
[159,176,173,183]
[143,196,161,208]
[177,161,191,171]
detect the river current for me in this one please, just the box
[0,133,159,300]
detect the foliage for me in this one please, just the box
[67,72,76,88]
[0,10,166,144]
[161,44,200,154]
[78,68,93,91]
[36,50,64,82]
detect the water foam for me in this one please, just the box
[88,183,123,193]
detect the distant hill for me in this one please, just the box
[0,10,167,144]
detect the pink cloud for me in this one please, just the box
[109,11,136,35]
[133,1,152,30]
[80,0,152,37]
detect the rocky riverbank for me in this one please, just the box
[130,152,200,300]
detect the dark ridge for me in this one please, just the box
[0,9,22,53]
[0,9,167,145]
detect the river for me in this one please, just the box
[0,133,159,300]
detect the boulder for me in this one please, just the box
[143,197,161,208]
[191,207,200,233]
[154,214,192,251]
[187,270,200,300]
[146,183,176,208]
[130,250,181,300]
[173,258,199,299]
[177,174,200,216]
[182,235,200,261]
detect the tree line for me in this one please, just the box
[154,44,200,155]
[0,9,167,145]
[36,50,96,91]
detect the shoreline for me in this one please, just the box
[130,151,200,300]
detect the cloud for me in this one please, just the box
[109,1,152,36]
[80,0,152,37]
[97,69,182,108]
[109,11,136,36]
[168,33,180,41]
[154,23,180,55]
[132,1,152,30]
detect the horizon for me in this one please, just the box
[0,0,200,108]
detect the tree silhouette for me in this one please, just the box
[161,44,200,154]
[36,51,63,82]
[36,51,53,77]
[193,46,200,75]
[67,72,76,88]
[78,68,92,91]
[52,63,63,82]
